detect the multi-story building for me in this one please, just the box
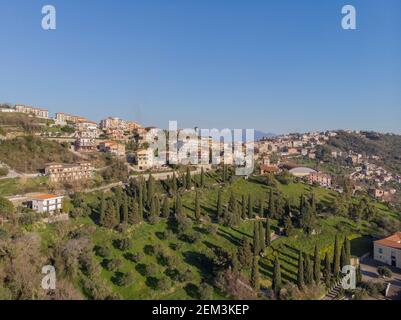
[15,104,49,119]
[75,136,97,152]
[98,141,126,157]
[307,172,332,187]
[55,112,88,125]
[45,162,94,182]
[105,128,129,142]
[136,148,154,170]
[374,232,401,269]
[75,120,99,132]
[29,194,64,214]
[100,117,141,132]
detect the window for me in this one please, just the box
[378,248,383,254]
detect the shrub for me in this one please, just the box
[377,266,392,278]
[206,224,218,235]
[116,238,133,251]
[79,252,100,276]
[18,212,38,225]
[198,283,214,300]
[104,259,122,272]
[95,245,111,258]
[116,272,134,287]
[0,167,9,177]
[125,252,144,263]
[157,277,171,291]
[361,281,386,297]
[145,263,159,277]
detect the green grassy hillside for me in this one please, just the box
[0,136,78,172]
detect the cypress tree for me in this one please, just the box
[304,253,313,286]
[200,167,205,188]
[268,190,276,218]
[149,196,156,220]
[99,193,106,225]
[128,199,140,224]
[172,172,177,195]
[142,178,148,206]
[237,237,252,268]
[147,174,155,208]
[154,194,160,216]
[253,222,260,256]
[175,194,183,216]
[122,193,129,224]
[222,164,227,182]
[186,167,192,190]
[356,264,362,284]
[265,218,271,247]
[138,187,144,219]
[258,221,265,253]
[283,215,293,236]
[324,252,332,288]
[227,192,240,226]
[217,189,223,218]
[297,251,304,289]
[241,195,247,220]
[259,199,264,218]
[114,187,122,223]
[248,194,253,219]
[333,234,341,275]
[313,245,321,283]
[102,201,118,229]
[251,255,260,290]
[272,256,282,295]
[344,236,351,266]
[195,191,201,221]
[162,197,170,218]
[340,245,347,270]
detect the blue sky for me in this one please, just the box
[0,0,400,134]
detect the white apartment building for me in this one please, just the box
[136,148,154,170]
[374,232,401,269]
[30,194,64,214]
[15,104,49,119]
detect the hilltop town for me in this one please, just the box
[0,102,400,301]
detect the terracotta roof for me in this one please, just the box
[32,194,61,200]
[374,232,401,249]
[260,165,279,173]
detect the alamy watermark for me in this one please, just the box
[341,265,356,290]
[41,265,56,290]
[41,4,356,31]
[41,5,56,30]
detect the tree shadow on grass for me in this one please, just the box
[144,244,155,255]
[230,227,252,239]
[216,229,241,246]
[146,276,159,290]
[182,251,213,281]
[135,263,147,276]
[111,271,124,286]
[184,283,199,299]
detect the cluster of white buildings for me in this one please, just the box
[256,131,337,161]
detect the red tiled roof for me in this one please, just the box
[32,194,61,200]
[374,232,401,249]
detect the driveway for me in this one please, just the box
[360,256,401,300]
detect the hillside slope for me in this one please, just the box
[0,136,79,173]
[327,131,401,174]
